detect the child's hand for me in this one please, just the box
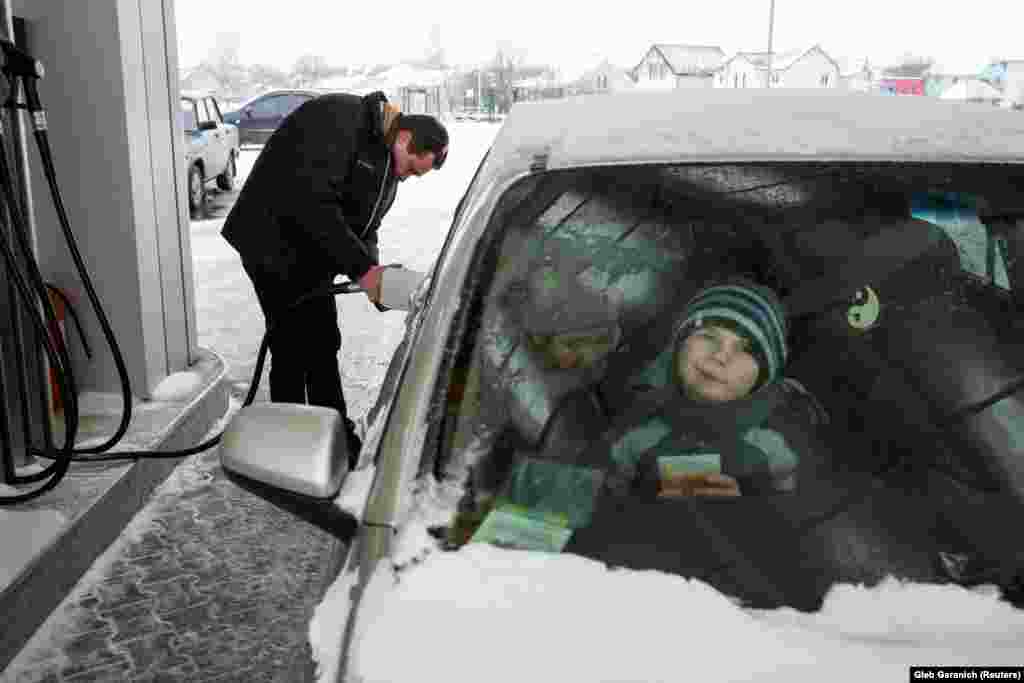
[658,472,741,498]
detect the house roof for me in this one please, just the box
[719,45,841,75]
[771,45,840,72]
[642,44,725,76]
[475,90,1024,191]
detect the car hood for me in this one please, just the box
[339,542,1023,683]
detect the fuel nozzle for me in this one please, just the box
[0,39,44,116]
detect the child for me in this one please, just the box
[590,278,798,498]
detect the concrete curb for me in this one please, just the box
[0,348,229,671]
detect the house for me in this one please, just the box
[632,44,725,90]
[571,59,635,95]
[987,60,1024,108]
[765,45,841,88]
[511,72,567,104]
[714,45,841,89]
[715,52,771,89]
[835,57,876,92]
[878,77,925,96]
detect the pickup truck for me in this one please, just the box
[180,91,241,217]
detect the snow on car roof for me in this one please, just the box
[481,90,1024,185]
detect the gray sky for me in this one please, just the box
[174,0,1022,76]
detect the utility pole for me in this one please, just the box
[766,0,776,88]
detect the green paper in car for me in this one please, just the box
[657,452,722,479]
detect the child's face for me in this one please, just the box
[676,324,760,403]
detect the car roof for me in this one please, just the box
[480,90,1024,189]
[235,88,331,107]
[180,90,215,100]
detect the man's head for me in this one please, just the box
[673,280,787,403]
[391,114,448,181]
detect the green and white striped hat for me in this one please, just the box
[675,279,788,389]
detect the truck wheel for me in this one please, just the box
[216,154,236,191]
[188,164,206,217]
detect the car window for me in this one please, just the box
[248,95,287,117]
[179,99,197,131]
[912,192,1011,290]
[283,94,311,115]
[431,161,1024,610]
[204,96,223,123]
[195,97,211,126]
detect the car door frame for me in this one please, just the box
[201,96,230,176]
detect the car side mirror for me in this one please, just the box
[220,403,350,499]
[219,403,357,539]
[244,107,254,118]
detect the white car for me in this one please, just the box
[222,90,1024,682]
[180,91,240,217]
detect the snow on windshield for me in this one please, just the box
[309,470,1024,683]
[336,540,1023,683]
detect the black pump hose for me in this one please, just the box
[0,196,78,503]
[17,123,134,462]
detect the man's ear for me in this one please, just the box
[395,129,413,148]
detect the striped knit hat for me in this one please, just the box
[675,279,788,389]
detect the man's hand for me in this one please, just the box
[658,472,741,498]
[358,265,386,304]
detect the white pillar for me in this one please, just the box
[13,0,196,398]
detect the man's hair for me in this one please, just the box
[397,114,449,169]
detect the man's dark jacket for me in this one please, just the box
[222,92,397,291]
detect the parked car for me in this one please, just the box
[180,91,240,217]
[222,89,321,146]
[222,90,1024,681]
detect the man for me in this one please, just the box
[222,91,448,461]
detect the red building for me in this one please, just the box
[879,77,925,95]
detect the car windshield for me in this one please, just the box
[430,161,1024,611]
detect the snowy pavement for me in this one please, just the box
[1,119,501,682]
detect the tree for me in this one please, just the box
[487,43,532,114]
[291,54,331,88]
[247,64,290,92]
[196,34,248,100]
